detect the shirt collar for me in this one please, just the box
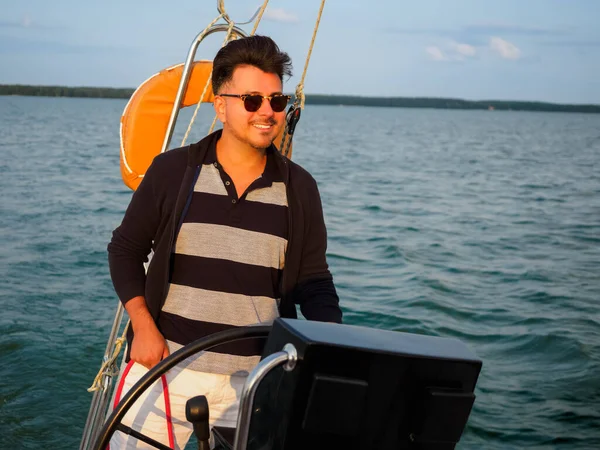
[204,135,282,184]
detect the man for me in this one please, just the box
[107,35,342,449]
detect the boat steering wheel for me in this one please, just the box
[92,326,271,450]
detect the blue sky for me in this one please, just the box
[1,0,599,103]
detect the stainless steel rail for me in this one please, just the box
[233,343,298,450]
[160,24,248,154]
[79,301,125,450]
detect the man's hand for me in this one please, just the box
[125,296,170,369]
[130,322,170,369]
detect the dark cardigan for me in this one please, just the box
[108,130,342,345]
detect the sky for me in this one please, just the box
[1,0,599,104]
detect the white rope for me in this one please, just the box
[294,0,326,110]
[87,321,130,392]
[281,0,326,156]
[250,1,270,36]
[207,110,221,135]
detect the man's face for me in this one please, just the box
[215,65,286,150]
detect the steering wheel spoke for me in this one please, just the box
[114,423,174,450]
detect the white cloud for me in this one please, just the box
[428,38,524,62]
[22,14,32,28]
[426,46,447,61]
[489,37,521,60]
[427,42,476,61]
[451,42,476,57]
[264,8,298,23]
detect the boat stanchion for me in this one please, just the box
[79,301,125,450]
[232,343,298,450]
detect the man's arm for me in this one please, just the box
[295,178,343,323]
[108,158,169,367]
[108,165,160,304]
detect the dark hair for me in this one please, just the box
[212,35,293,94]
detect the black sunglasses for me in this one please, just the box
[219,93,291,113]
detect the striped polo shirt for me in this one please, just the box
[157,144,288,376]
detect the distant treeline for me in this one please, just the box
[0,84,134,99]
[1,84,599,114]
[307,94,600,114]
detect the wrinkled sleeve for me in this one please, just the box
[295,178,343,323]
[107,160,162,306]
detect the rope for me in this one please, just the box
[280,120,291,158]
[87,321,130,392]
[207,111,220,135]
[280,0,326,157]
[294,0,326,110]
[250,0,270,36]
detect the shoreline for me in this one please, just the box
[1,84,598,114]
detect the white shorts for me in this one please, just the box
[108,361,246,449]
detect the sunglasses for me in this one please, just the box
[219,93,291,113]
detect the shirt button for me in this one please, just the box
[232,199,237,204]
[225,181,231,186]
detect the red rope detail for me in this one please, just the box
[161,374,175,449]
[113,360,135,410]
[107,360,135,450]
[108,361,175,449]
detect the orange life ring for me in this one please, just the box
[119,60,215,191]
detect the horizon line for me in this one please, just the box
[1,83,598,107]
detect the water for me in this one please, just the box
[1,96,599,449]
